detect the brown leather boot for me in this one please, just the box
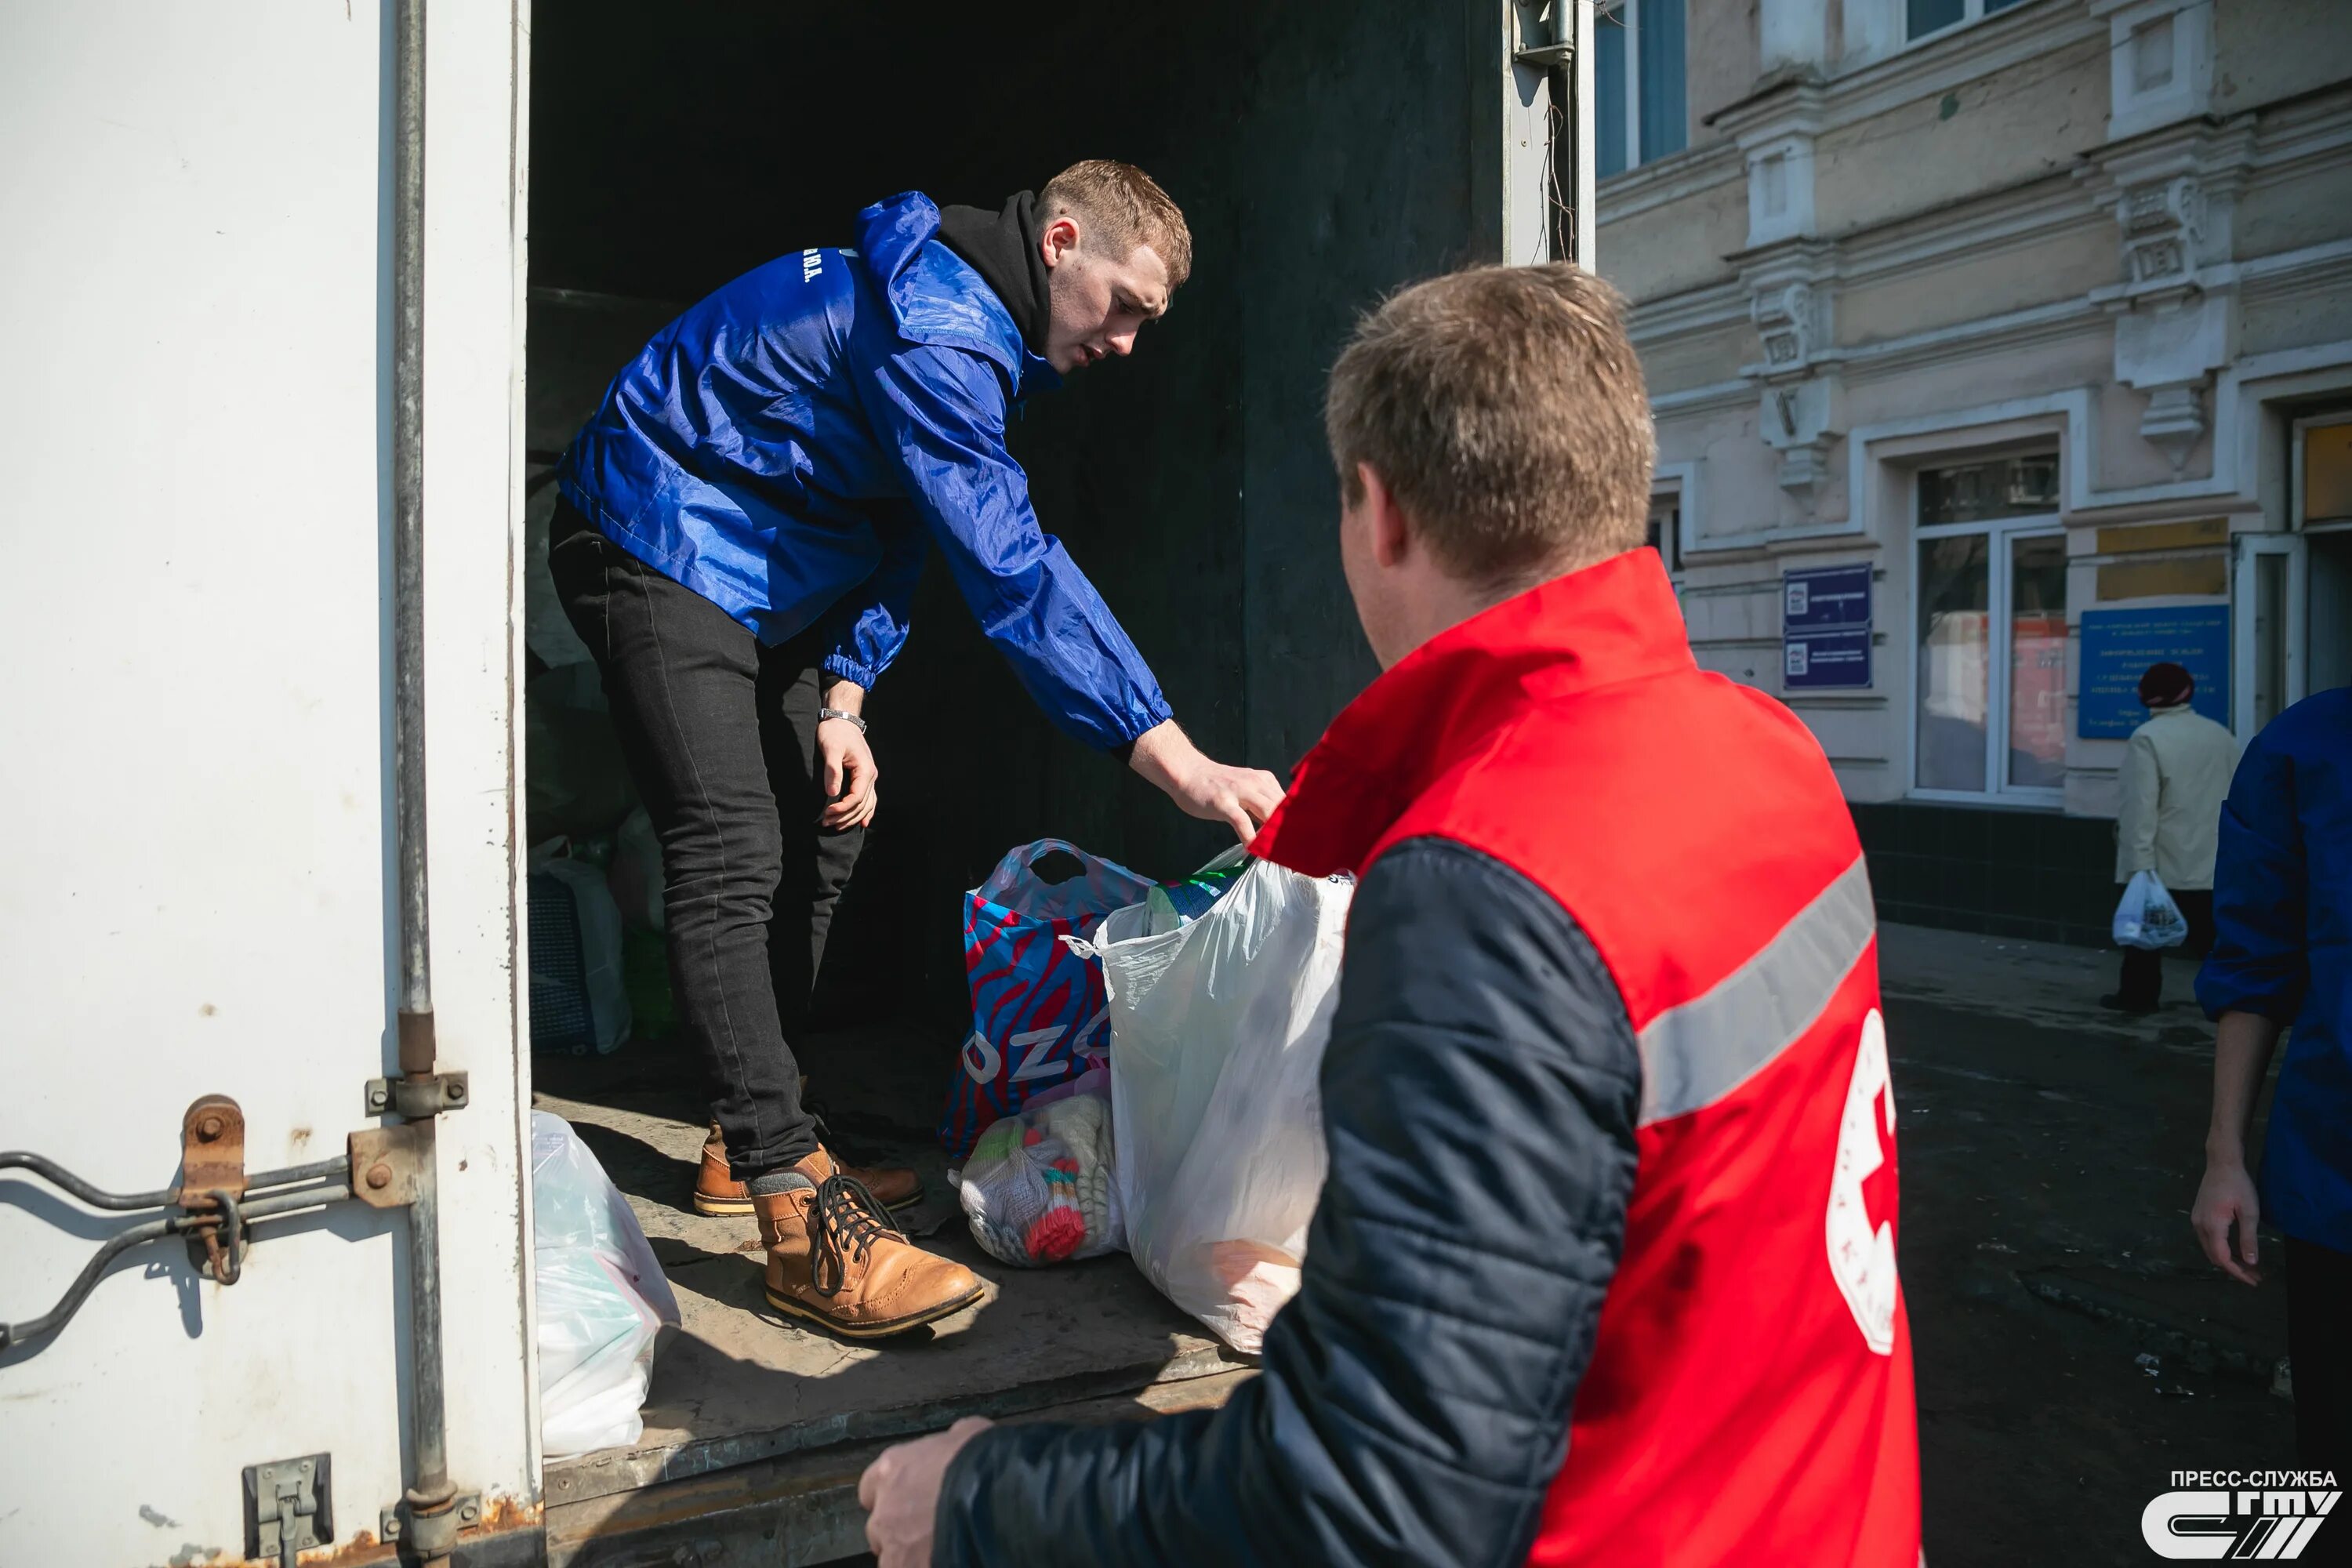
[693,1122,921,1216]
[754,1149,985,1338]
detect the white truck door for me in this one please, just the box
[0,4,536,1563]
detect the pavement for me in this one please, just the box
[542,920,2302,1566]
[1876,923,2298,1566]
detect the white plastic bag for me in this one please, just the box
[2113,869,2189,950]
[1075,851,1352,1352]
[531,1112,681,1457]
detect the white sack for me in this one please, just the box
[1076,852,1352,1353]
[531,1112,680,1457]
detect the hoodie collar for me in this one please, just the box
[855,191,1059,394]
[1252,548,1694,878]
[936,192,1053,357]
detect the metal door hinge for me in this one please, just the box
[245,1454,332,1568]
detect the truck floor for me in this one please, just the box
[532,1022,1250,1566]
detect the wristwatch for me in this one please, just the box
[818,707,868,735]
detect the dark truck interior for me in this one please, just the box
[522,4,1515,1556]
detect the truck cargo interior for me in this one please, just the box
[521,2,1539,1555]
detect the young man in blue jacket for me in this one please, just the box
[550,162,1283,1339]
[2191,685,2351,1478]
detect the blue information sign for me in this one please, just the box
[2077,607,2230,738]
[1783,564,1875,689]
[1784,628,1874,689]
[1784,564,1873,629]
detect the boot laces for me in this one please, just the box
[811,1171,902,1298]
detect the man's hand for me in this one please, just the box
[817,718,878,829]
[2191,1159,2263,1285]
[2194,1009,2284,1287]
[817,680,877,831]
[1129,720,1285,844]
[860,1416,993,1568]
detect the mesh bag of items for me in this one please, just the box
[956,1087,1124,1267]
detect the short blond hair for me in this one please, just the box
[1325,263,1654,589]
[1040,160,1193,289]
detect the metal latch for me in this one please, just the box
[180,1094,249,1284]
[244,1454,332,1568]
[365,1070,470,1120]
[1512,0,1577,67]
[381,1490,482,1554]
[0,1096,354,1352]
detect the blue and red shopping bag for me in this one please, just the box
[938,840,1153,1160]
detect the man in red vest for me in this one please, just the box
[861,263,1922,1566]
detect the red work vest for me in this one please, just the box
[1254,549,1920,1567]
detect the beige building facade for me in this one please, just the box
[1599,0,2352,942]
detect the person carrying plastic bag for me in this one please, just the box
[546,165,1283,1341]
[861,262,1918,1568]
[2103,659,2234,1014]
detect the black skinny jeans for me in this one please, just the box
[550,499,863,1174]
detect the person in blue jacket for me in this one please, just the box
[2190,685,2350,1475]
[550,162,1283,1339]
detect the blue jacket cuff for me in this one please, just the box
[1108,691,1175,753]
[822,652,881,689]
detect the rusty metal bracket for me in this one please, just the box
[347,1122,434,1210]
[364,1071,470,1121]
[178,1095,252,1284]
[178,1094,249,1207]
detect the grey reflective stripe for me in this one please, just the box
[1635,855,1877,1127]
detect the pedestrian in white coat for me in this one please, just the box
[2103,660,2237,1014]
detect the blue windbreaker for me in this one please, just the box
[555,192,1174,752]
[2196,686,2352,1251]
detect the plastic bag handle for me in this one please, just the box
[1190,844,1250,877]
[989,838,1086,882]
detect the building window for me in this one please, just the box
[1905,0,2031,45]
[1645,492,1682,573]
[1912,454,2066,802]
[1596,0,1687,179]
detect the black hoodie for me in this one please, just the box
[935,192,1054,356]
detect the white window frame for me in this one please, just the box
[1907,498,2067,808]
[2252,409,2352,729]
[2232,532,2306,739]
[1904,0,2033,48]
